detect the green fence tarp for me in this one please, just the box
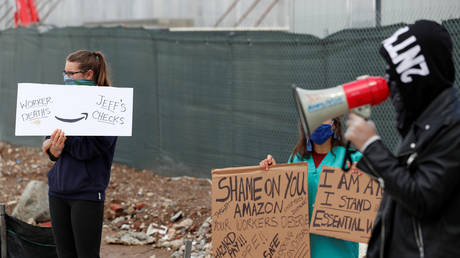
[1,19,459,177]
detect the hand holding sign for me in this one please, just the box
[346,161,363,176]
[49,129,66,158]
[42,129,66,157]
[259,154,277,171]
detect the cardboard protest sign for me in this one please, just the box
[212,163,310,258]
[15,83,133,136]
[310,166,382,243]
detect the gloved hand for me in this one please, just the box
[345,113,378,151]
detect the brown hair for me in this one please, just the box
[289,117,345,162]
[66,50,111,86]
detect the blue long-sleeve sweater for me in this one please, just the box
[46,136,117,201]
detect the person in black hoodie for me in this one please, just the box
[42,50,117,258]
[344,20,460,257]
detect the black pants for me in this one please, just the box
[49,195,104,258]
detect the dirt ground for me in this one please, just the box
[0,141,212,258]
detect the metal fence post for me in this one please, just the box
[183,239,192,258]
[0,204,7,258]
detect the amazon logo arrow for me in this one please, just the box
[55,113,88,123]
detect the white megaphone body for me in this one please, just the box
[292,76,389,137]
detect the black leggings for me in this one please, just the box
[49,195,104,258]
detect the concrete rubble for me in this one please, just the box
[0,141,214,257]
[105,198,213,257]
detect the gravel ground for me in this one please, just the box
[0,141,212,258]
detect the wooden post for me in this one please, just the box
[0,204,7,258]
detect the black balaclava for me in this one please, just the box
[379,20,455,136]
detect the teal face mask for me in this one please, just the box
[63,74,95,86]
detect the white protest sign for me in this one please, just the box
[15,83,133,136]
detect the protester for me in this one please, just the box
[42,50,117,258]
[260,118,362,258]
[345,20,460,257]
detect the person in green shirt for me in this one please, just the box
[260,117,362,258]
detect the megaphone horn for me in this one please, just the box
[292,76,389,137]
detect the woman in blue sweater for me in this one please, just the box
[42,50,117,258]
[260,117,361,258]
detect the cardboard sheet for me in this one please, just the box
[212,163,310,258]
[310,166,382,243]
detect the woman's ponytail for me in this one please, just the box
[93,51,111,86]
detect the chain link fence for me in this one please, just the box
[0,2,459,177]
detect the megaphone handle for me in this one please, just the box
[342,141,353,172]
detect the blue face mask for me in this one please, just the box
[63,74,95,86]
[310,121,335,145]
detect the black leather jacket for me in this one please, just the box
[357,87,460,258]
